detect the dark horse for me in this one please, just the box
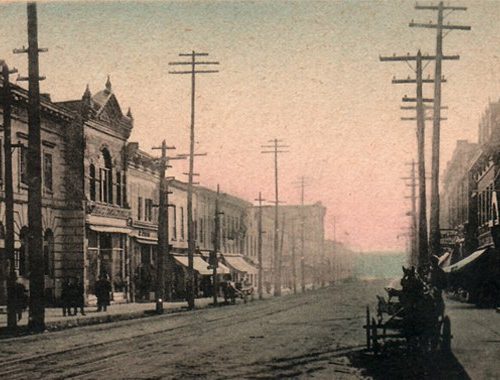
[399,266,444,352]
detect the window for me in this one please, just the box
[199,217,204,243]
[171,206,177,240]
[18,227,29,276]
[145,198,153,222]
[44,229,54,276]
[180,207,185,239]
[122,173,127,207]
[19,145,28,186]
[137,197,142,220]
[100,149,113,204]
[89,164,96,201]
[116,171,122,206]
[43,153,53,192]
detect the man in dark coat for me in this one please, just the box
[72,277,86,316]
[95,274,111,312]
[14,281,28,321]
[61,278,71,316]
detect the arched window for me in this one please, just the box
[18,226,29,277]
[116,171,121,206]
[89,164,96,201]
[99,148,113,204]
[44,229,54,276]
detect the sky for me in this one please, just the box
[0,0,499,252]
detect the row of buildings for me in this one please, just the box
[0,77,333,305]
[441,99,500,255]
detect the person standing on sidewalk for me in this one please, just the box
[95,274,111,312]
[13,280,28,321]
[72,277,86,316]
[61,278,71,316]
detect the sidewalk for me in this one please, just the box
[0,297,214,332]
[0,285,314,334]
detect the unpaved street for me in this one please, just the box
[0,280,485,380]
[0,281,382,380]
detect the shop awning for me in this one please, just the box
[443,248,489,273]
[223,254,258,274]
[89,225,133,234]
[133,235,158,245]
[173,255,213,275]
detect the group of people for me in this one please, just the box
[61,274,111,316]
[61,277,86,316]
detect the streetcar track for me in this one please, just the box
[1,296,312,379]
[54,298,313,379]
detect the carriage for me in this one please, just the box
[364,267,452,354]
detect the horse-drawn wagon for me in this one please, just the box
[364,267,452,354]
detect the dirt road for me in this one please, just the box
[0,280,483,379]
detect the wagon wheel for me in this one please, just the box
[441,315,452,352]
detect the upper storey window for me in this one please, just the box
[98,148,113,204]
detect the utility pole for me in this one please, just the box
[211,184,223,306]
[1,61,18,329]
[402,161,418,266]
[293,176,309,292]
[152,140,180,313]
[410,2,470,256]
[13,2,47,332]
[261,139,289,297]
[254,192,266,300]
[380,51,454,266]
[291,219,297,294]
[279,213,286,290]
[169,51,219,309]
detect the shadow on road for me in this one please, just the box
[349,348,470,380]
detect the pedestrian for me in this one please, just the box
[14,281,28,321]
[72,277,86,316]
[95,274,111,312]
[61,278,71,317]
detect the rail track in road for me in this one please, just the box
[0,293,315,380]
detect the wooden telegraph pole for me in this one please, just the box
[261,139,289,297]
[291,219,297,294]
[380,50,454,266]
[402,161,418,266]
[13,2,47,332]
[152,140,180,313]
[211,185,223,306]
[410,2,470,256]
[254,192,266,300]
[169,51,219,309]
[294,176,309,292]
[1,61,18,329]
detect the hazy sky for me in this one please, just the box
[1,0,499,251]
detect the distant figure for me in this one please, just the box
[13,281,28,321]
[61,278,72,316]
[428,255,447,292]
[221,274,237,305]
[72,277,86,316]
[95,274,112,312]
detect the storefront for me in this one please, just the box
[131,234,157,301]
[85,221,132,304]
[221,253,258,285]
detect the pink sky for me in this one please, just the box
[1,0,499,251]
